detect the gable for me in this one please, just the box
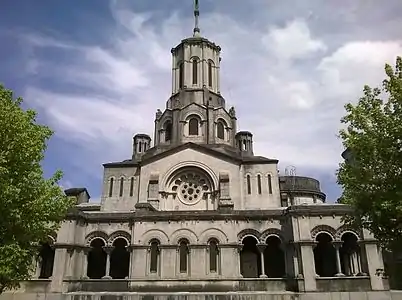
[140,143,277,167]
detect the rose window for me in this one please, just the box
[170,171,211,204]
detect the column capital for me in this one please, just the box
[332,241,343,249]
[236,244,243,253]
[256,243,267,253]
[82,246,91,255]
[102,246,114,254]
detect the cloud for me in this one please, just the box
[14,1,402,200]
[262,19,327,61]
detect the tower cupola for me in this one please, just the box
[235,131,254,155]
[133,134,151,160]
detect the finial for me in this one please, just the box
[193,0,200,37]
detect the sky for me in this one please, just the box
[1,0,401,203]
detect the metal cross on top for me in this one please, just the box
[193,0,200,36]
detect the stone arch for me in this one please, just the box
[311,225,336,240]
[237,229,261,243]
[161,161,219,193]
[335,225,361,241]
[170,228,198,244]
[85,231,108,246]
[108,230,131,246]
[183,109,206,120]
[140,229,169,244]
[199,228,229,244]
[261,228,285,243]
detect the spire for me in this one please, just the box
[193,0,200,37]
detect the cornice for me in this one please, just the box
[65,204,354,223]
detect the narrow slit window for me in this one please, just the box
[119,177,124,197]
[268,174,273,194]
[247,175,251,195]
[179,63,184,89]
[138,142,142,153]
[208,61,213,87]
[257,175,262,194]
[192,59,198,84]
[179,240,189,273]
[129,177,134,197]
[109,178,114,197]
[209,240,219,272]
[150,240,159,273]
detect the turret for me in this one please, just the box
[133,133,151,160]
[235,131,254,155]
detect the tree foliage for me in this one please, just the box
[337,56,402,249]
[0,84,74,292]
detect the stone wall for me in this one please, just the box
[1,291,402,300]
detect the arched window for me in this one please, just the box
[129,177,134,197]
[165,122,172,142]
[257,175,262,194]
[150,239,160,273]
[267,175,273,194]
[109,178,114,197]
[179,63,184,89]
[208,61,213,87]
[188,118,199,136]
[217,122,225,140]
[240,236,261,278]
[208,239,219,272]
[192,59,198,84]
[247,175,251,195]
[119,177,124,197]
[179,239,189,273]
[340,232,363,276]
[110,238,130,279]
[38,242,55,279]
[87,239,107,279]
[314,233,337,277]
[264,236,285,278]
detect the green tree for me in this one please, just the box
[0,84,74,293]
[337,56,402,249]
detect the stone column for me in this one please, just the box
[102,246,114,279]
[81,247,90,279]
[257,243,267,278]
[236,244,243,277]
[334,242,345,277]
[35,256,42,278]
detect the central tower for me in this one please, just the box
[153,0,237,148]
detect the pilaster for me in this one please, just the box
[298,241,317,292]
[365,242,386,290]
[50,247,67,292]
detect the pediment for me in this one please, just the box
[140,142,276,166]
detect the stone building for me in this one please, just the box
[3,3,401,300]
